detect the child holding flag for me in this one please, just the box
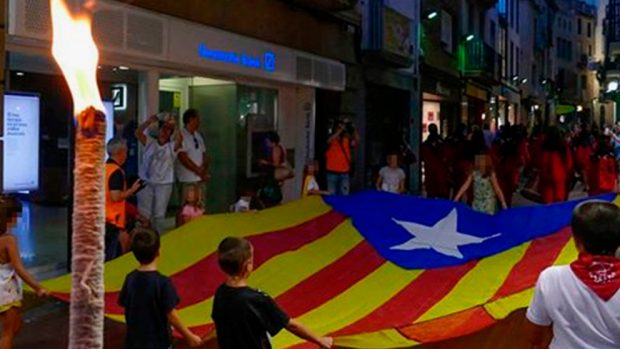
[212,237,332,349]
[526,201,620,349]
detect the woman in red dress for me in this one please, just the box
[587,135,618,196]
[492,126,524,207]
[539,127,573,203]
[446,124,471,199]
[422,124,450,198]
[572,125,595,191]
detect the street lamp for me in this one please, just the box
[465,34,475,42]
[607,80,619,92]
[427,11,438,20]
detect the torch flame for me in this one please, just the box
[50,0,104,114]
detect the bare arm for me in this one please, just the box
[173,130,183,152]
[327,127,344,145]
[286,318,332,348]
[167,309,202,347]
[453,174,473,202]
[109,180,141,203]
[135,114,158,146]
[398,178,406,193]
[178,152,203,177]
[7,236,45,295]
[272,146,283,166]
[490,172,508,209]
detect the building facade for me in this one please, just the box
[360,0,422,192]
[2,0,357,212]
[600,0,620,124]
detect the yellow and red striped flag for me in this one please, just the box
[43,192,617,348]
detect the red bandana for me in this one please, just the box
[570,253,620,301]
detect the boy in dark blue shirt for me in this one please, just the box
[119,228,202,349]
[212,237,332,349]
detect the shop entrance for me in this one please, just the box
[159,77,279,213]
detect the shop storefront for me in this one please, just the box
[421,75,461,139]
[499,85,521,127]
[6,0,345,212]
[464,82,490,127]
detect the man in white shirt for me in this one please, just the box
[526,201,620,349]
[176,109,209,205]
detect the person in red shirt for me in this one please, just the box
[445,124,471,200]
[588,135,618,196]
[421,124,450,198]
[572,125,595,192]
[325,119,360,195]
[491,127,522,207]
[527,125,544,172]
[539,127,573,203]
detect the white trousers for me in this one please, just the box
[137,183,173,233]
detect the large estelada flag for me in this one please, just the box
[43,192,617,348]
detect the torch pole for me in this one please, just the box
[68,107,106,349]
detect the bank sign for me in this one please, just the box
[198,44,276,73]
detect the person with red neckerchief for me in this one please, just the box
[526,201,620,349]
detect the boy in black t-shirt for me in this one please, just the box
[119,228,202,349]
[212,237,332,349]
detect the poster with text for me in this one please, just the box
[3,94,40,193]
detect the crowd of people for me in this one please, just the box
[422,121,620,214]
[104,109,209,261]
[103,112,378,261]
[0,115,620,348]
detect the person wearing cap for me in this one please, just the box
[135,113,182,233]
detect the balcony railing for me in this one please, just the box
[460,38,501,83]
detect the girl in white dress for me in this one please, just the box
[0,196,47,349]
[302,160,329,197]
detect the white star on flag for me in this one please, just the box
[390,209,501,259]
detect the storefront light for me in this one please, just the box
[577,105,583,112]
[427,11,438,20]
[465,34,475,42]
[15,72,24,76]
[607,81,619,92]
[118,66,130,71]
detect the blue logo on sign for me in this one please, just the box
[264,52,276,72]
[198,44,276,73]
